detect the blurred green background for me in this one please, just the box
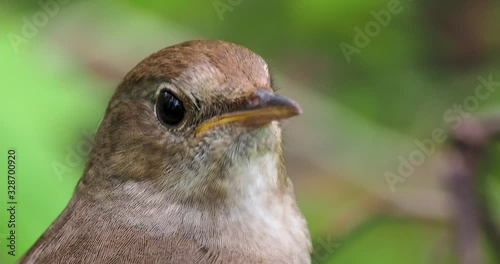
[1,0,500,263]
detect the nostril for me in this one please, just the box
[248,88,273,107]
[249,95,261,107]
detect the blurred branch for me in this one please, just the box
[447,117,500,264]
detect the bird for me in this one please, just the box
[20,40,312,264]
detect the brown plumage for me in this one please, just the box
[20,40,311,264]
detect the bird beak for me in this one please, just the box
[195,89,302,136]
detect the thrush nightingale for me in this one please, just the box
[20,40,311,263]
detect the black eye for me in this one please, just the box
[156,90,185,126]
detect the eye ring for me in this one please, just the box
[155,90,185,127]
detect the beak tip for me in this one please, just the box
[290,101,303,116]
[293,107,303,116]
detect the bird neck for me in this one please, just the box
[69,151,310,259]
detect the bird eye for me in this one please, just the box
[156,90,185,127]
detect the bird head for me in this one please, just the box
[84,40,302,206]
